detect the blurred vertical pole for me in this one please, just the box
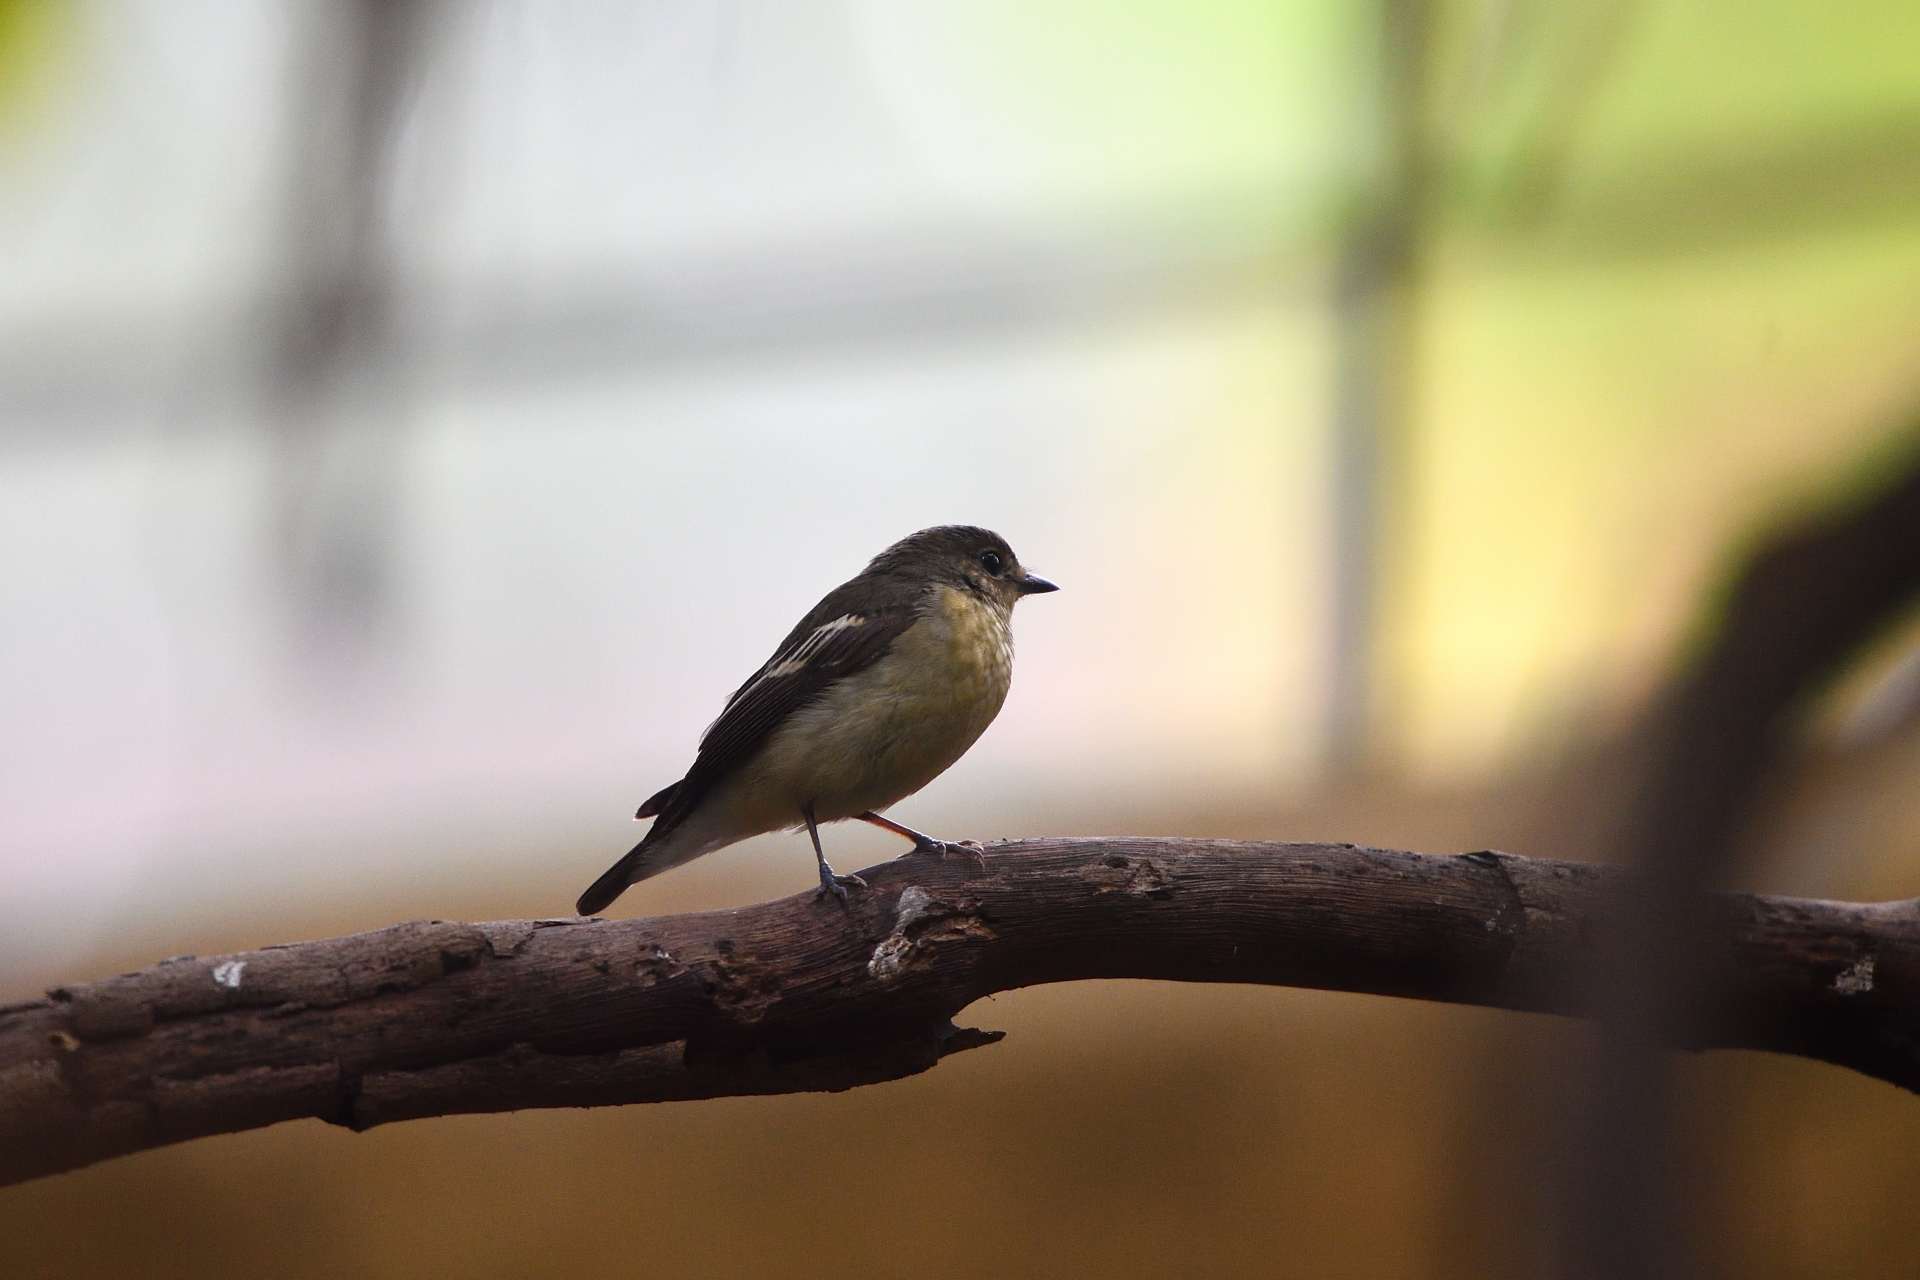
[263,0,440,659]
[1324,0,1431,773]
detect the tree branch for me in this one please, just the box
[4,837,1917,1187]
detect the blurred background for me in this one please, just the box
[4,1,1920,1276]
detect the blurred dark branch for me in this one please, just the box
[6,838,1919,1188]
[1570,424,1920,1278]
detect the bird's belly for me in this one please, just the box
[745,590,1013,823]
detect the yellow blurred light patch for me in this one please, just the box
[0,0,75,140]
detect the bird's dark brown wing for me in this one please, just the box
[644,579,922,834]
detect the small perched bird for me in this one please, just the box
[575,525,1058,915]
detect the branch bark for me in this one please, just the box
[4,837,1917,1187]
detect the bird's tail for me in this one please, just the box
[578,779,738,914]
[576,837,650,916]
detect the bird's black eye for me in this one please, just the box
[978,550,1004,576]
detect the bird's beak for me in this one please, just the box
[1016,572,1059,595]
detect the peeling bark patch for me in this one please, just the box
[867,887,994,982]
[1084,856,1174,899]
[867,935,914,982]
[485,924,537,958]
[1834,955,1875,995]
[701,948,784,1025]
[893,887,936,930]
[635,943,681,984]
[869,888,937,982]
[212,961,247,990]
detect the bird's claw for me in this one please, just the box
[813,870,867,904]
[914,836,989,872]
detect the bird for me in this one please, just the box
[575,525,1058,916]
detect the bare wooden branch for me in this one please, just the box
[4,838,1917,1187]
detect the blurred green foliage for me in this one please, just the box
[0,0,72,137]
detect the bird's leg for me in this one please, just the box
[803,803,866,903]
[858,811,987,871]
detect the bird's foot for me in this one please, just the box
[913,835,989,872]
[813,866,868,904]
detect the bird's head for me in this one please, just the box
[869,525,1059,611]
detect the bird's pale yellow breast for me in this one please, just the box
[925,583,1015,710]
[739,584,1014,824]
